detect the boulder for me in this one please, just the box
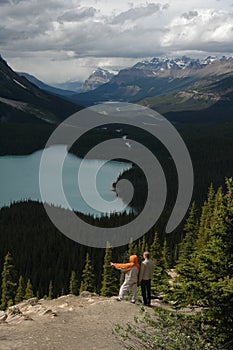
[0,310,7,322]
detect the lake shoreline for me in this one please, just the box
[0,145,132,216]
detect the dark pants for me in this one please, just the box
[141,279,151,306]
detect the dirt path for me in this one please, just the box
[0,294,147,350]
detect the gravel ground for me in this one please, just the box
[0,294,146,350]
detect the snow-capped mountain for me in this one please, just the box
[134,56,202,71]
[69,55,233,106]
[133,56,231,74]
[81,67,116,92]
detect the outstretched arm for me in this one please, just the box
[110,262,129,271]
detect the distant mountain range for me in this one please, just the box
[133,55,226,72]
[0,55,81,124]
[18,72,76,98]
[1,54,233,126]
[69,56,233,118]
[0,54,232,204]
[19,67,116,99]
[53,81,83,93]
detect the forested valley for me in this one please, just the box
[1,178,232,348]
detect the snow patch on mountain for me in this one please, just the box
[133,56,232,72]
[13,79,27,89]
[81,67,117,92]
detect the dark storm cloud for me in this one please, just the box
[0,0,67,44]
[57,7,97,23]
[182,11,199,20]
[0,0,24,4]
[0,0,169,58]
[111,3,168,24]
[1,0,233,83]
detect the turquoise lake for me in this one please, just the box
[0,145,132,216]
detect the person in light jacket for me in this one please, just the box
[139,251,154,306]
[110,255,140,304]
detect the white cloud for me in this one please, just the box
[161,9,233,52]
[1,0,233,82]
[0,1,169,57]
[110,3,167,24]
[7,53,141,83]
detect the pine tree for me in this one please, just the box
[128,238,136,257]
[69,271,79,295]
[141,235,148,255]
[24,279,34,300]
[196,184,215,249]
[210,187,224,229]
[176,202,199,274]
[136,235,149,264]
[162,239,170,270]
[0,252,17,309]
[48,280,53,300]
[15,275,25,304]
[173,179,233,344]
[150,233,169,294]
[80,253,95,293]
[101,243,119,297]
[150,232,162,290]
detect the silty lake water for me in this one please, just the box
[0,145,132,216]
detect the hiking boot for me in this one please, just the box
[116,297,122,302]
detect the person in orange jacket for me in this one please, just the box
[110,255,140,303]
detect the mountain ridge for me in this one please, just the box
[0,55,81,124]
[81,67,115,92]
[70,56,233,107]
[139,72,233,116]
[18,67,117,99]
[18,72,76,98]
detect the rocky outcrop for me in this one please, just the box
[0,310,7,323]
[0,294,144,350]
[81,68,115,92]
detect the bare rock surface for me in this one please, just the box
[0,292,200,349]
[0,294,147,350]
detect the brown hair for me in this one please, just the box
[143,251,150,259]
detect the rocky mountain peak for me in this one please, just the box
[133,55,233,74]
[81,67,116,92]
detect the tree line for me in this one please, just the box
[171,177,233,346]
[0,230,169,309]
[0,178,232,347]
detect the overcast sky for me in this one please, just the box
[1,0,233,83]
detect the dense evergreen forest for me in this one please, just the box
[0,178,232,347]
[172,178,233,347]
[0,199,170,305]
[1,119,233,208]
[116,178,233,349]
[0,110,232,347]
[116,121,233,209]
